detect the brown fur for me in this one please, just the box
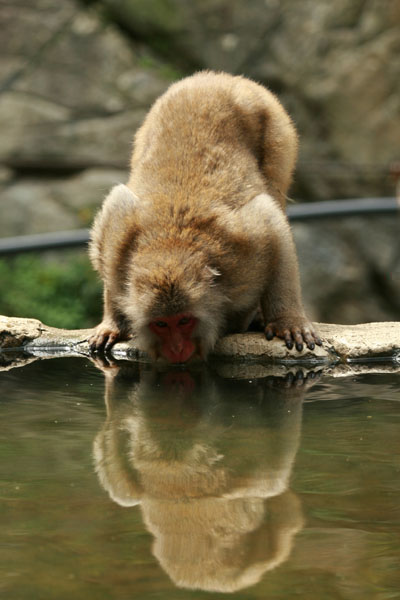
[89,71,319,360]
[93,369,304,592]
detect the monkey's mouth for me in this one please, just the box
[165,347,196,364]
[158,345,205,365]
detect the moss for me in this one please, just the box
[0,252,102,329]
[137,52,183,81]
[107,0,184,34]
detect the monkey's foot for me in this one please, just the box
[265,318,322,352]
[88,322,124,356]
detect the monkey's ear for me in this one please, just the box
[96,183,141,231]
[90,184,141,273]
[102,184,141,212]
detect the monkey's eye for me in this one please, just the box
[178,317,192,326]
[155,320,168,328]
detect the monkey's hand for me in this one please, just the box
[265,317,322,352]
[88,321,126,356]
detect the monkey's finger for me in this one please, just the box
[292,330,304,352]
[294,370,306,387]
[90,353,120,373]
[104,333,120,354]
[265,327,275,341]
[283,330,294,350]
[314,333,323,346]
[89,334,107,354]
[302,330,316,350]
[307,369,323,381]
[283,372,294,387]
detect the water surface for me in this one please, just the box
[1,358,399,599]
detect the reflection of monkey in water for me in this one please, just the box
[94,367,308,592]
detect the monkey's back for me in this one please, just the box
[128,71,297,217]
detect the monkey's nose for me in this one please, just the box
[171,341,184,354]
[170,332,184,355]
[169,343,194,364]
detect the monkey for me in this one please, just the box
[89,71,321,364]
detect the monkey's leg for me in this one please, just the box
[261,232,321,351]
[89,288,130,355]
[242,195,321,352]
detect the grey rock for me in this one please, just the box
[1,316,400,375]
[0,0,171,169]
[0,168,128,235]
[293,215,400,324]
[97,0,400,199]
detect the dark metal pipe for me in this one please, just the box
[0,229,90,255]
[0,197,398,256]
[287,197,398,220]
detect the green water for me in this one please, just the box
[0,358,399,600]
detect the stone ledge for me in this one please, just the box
[0,316,399,371]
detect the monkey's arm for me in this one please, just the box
[89,184,141,354]
[89,287,129,354]
[261,202,320,351]
[239,194,321,351]
[261,234,320,351]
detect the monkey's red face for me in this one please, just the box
[149,314,198,363]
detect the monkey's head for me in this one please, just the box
[148,314,198,363]
[121,243,226,363]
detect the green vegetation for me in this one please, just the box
[0,252,102,329]
[104,0,183,34]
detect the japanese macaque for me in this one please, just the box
[89,71,321,363]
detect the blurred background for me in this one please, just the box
[0,0,399,329]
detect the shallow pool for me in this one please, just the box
[0,357,399,599]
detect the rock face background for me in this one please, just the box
[0,0,399,324]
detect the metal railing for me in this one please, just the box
[0,197,398,256]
